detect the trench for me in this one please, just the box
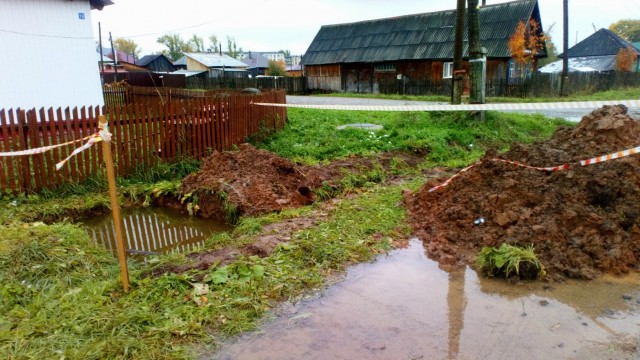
[211,239,640,360]
[81,207,233,256]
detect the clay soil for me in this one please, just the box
[406,105,640,280]
[180,143,421,220]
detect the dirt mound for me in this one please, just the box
[181,144,314,220]
[181,143,424,221]
[406,105,640,280]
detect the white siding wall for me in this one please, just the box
[0,0,104,110]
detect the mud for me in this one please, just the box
[180,143,422,220]
[209,240,640,360]
[406,105,640,280]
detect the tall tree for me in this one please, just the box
[278,49,291,56]
[157,34,187,61]
[208,34,219,52]
[113,38,140,59]
[189,34,205,52]
[226,36,243,59]
[609,19,640,42]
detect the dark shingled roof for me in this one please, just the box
[136,54,163,67]
[302,0,541,65]
[559,28,640,58]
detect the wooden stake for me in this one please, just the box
[99,115,130,292]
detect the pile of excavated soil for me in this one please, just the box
[180,143,423,221]
[406,105,640,280]
[180,144,314,220]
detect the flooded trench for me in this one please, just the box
[211,239,640,360]
[82,207,232,256]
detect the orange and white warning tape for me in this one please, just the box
[253,99,640,111]
[428,144,640,192]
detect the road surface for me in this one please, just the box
[286,95,640,122]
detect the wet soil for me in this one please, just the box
[159,144,428,274]
[180,143,422,220]
[406,105,640,280]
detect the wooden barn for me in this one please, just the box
[301,0,546,93]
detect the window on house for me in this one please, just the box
[443,62,453,79]
[374,63,396,72]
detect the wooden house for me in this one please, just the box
[1,0,113,109]
[136,54,177,73]
[302,0,545,93]
[183,52,248,79]
[540,28,640,73]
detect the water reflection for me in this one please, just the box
[211,239,640,360]
[83,207,232,256]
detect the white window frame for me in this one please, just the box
[443,62,453,79]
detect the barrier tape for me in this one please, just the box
[253,99,640,112]
[428,144,640,192]
[0,135,93,157]
[0,128,112,171]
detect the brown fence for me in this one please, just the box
[0,90,286,194]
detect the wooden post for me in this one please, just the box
[99,115,130,292]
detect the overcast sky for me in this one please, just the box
[91,0,640,56]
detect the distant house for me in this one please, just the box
[136,54,177,73]
[183,52,248,78]
[173,56,188,70]
[539,29,640,73]
[1,0,113,109]
[286,65,303,77]
[241,53,270,77]
[302,0,546,93]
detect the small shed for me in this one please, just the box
[183,52,248,79]
[136,54,177,73]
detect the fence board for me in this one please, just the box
[0,90,286,193]
[0,110,12,190]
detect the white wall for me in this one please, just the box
[0,0,104,110]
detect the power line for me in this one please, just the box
[0,28,93,40]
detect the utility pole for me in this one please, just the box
[451,0,466,104]
[467,0,486,111]
[560,0,569,96]
[109,31,118,82]
[98,22,105,83]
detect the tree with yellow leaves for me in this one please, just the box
[508,19,549,67]
[615,46,638,72]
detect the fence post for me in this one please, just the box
[99,115,130,292]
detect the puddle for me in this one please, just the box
[82,207,233,256]
[211,239,640,360]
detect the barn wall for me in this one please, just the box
[0,0,104,109]
[305,65,343,91]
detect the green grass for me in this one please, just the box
[315,87,640,104]
[0,106,574,359]
[0,181,417,359]
[258,108,570,167]
[477,243,546,280]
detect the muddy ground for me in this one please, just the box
[407,105,640,280]
[166,144,427,272]
[172,105,640,281]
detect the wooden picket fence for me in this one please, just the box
[0,90,286,194]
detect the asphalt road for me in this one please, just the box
[286,95,640,122]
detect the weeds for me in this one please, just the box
[477,243,546,280]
